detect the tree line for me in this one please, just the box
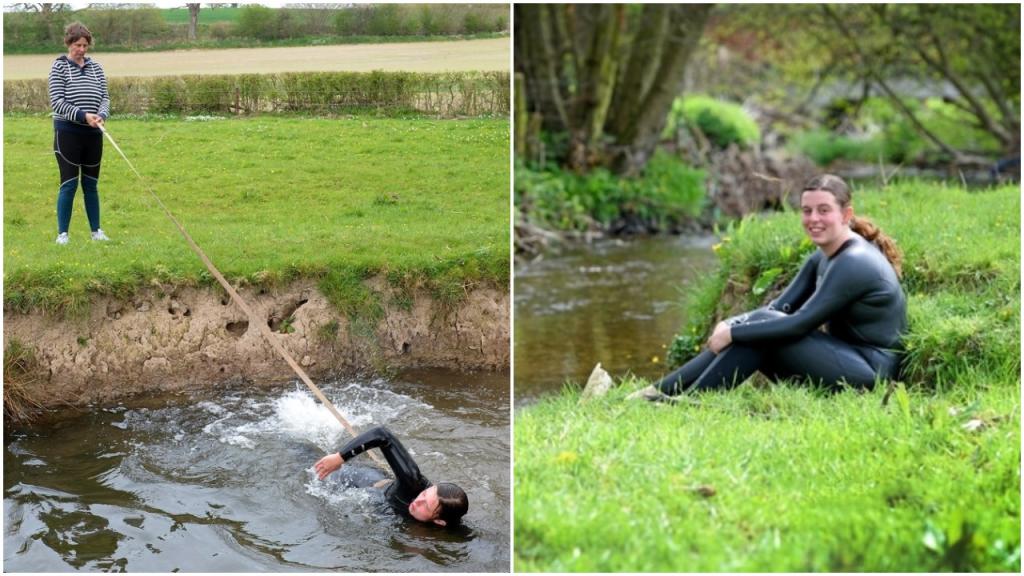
[3,4,509,52]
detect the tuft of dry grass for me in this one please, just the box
[3,338,44,424]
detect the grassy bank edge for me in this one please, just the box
[4,256,510,322]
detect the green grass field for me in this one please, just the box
[515,183,1020,572]
[3,115,509,316]
[161,7,243,25]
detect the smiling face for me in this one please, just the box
[409,485,444,525]
[67,37,90,62]
[801,189,853,254]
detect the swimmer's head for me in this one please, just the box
[801,174,902,277]
[409,482,468,526]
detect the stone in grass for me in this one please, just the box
[580,363,614,401]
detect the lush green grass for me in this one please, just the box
[3,115,509,316]
[517,381,1019,571]
[515,183,1020,571]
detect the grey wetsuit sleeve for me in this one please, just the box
[769,252,821,313]
[732,254,867,343]
[337,426,429,496]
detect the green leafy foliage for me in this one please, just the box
[236,5,279,40]
[792,98,1003,166]
[663,95,761,148]
[789,130,885,167]
[516,151,706,232]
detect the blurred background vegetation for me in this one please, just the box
[514,4,1020,246]
[3,3,509,53]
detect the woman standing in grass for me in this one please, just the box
[631,174,907,401]
[49,21,110,245]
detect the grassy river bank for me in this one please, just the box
[4,115,509,317]
[515,183,1020,572]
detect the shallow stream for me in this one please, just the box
[514,235,718,405]
[4,369,510,572]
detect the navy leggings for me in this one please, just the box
[54,129,103,233]
[656,310,886,395]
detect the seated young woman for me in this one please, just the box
[630,174,907,401]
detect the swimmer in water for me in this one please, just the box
[630,174,907,400]
[313,425,468,526]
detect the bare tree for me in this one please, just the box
[820,4,1019,164]
[187,2,200,41]
[10,3,70,13]
[516,4,714,175]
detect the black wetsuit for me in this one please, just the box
[336,426,431,516]
[657,233,907,395]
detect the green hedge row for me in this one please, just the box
[4,70,509,118]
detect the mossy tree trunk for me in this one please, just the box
[514,73,528,158]
[514,3,714,176]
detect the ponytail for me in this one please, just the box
[850,216,902,278]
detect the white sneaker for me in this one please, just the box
[56,232,69,245]
[91,229,110,241]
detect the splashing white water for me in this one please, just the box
[196,381,432,452]
[272,391,350,451]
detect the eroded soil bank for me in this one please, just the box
[4,278,508,409]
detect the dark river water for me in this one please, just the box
[4,369,510,572]
[514,235,718,406]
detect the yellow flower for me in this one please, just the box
[651,356,660,364]
[554,451,578,464]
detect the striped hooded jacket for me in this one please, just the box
[48,55,110,132]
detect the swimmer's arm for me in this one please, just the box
[312,427,391,480]
[373,478,393,489]
[329,426,427,491]
[314,427,402,480]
